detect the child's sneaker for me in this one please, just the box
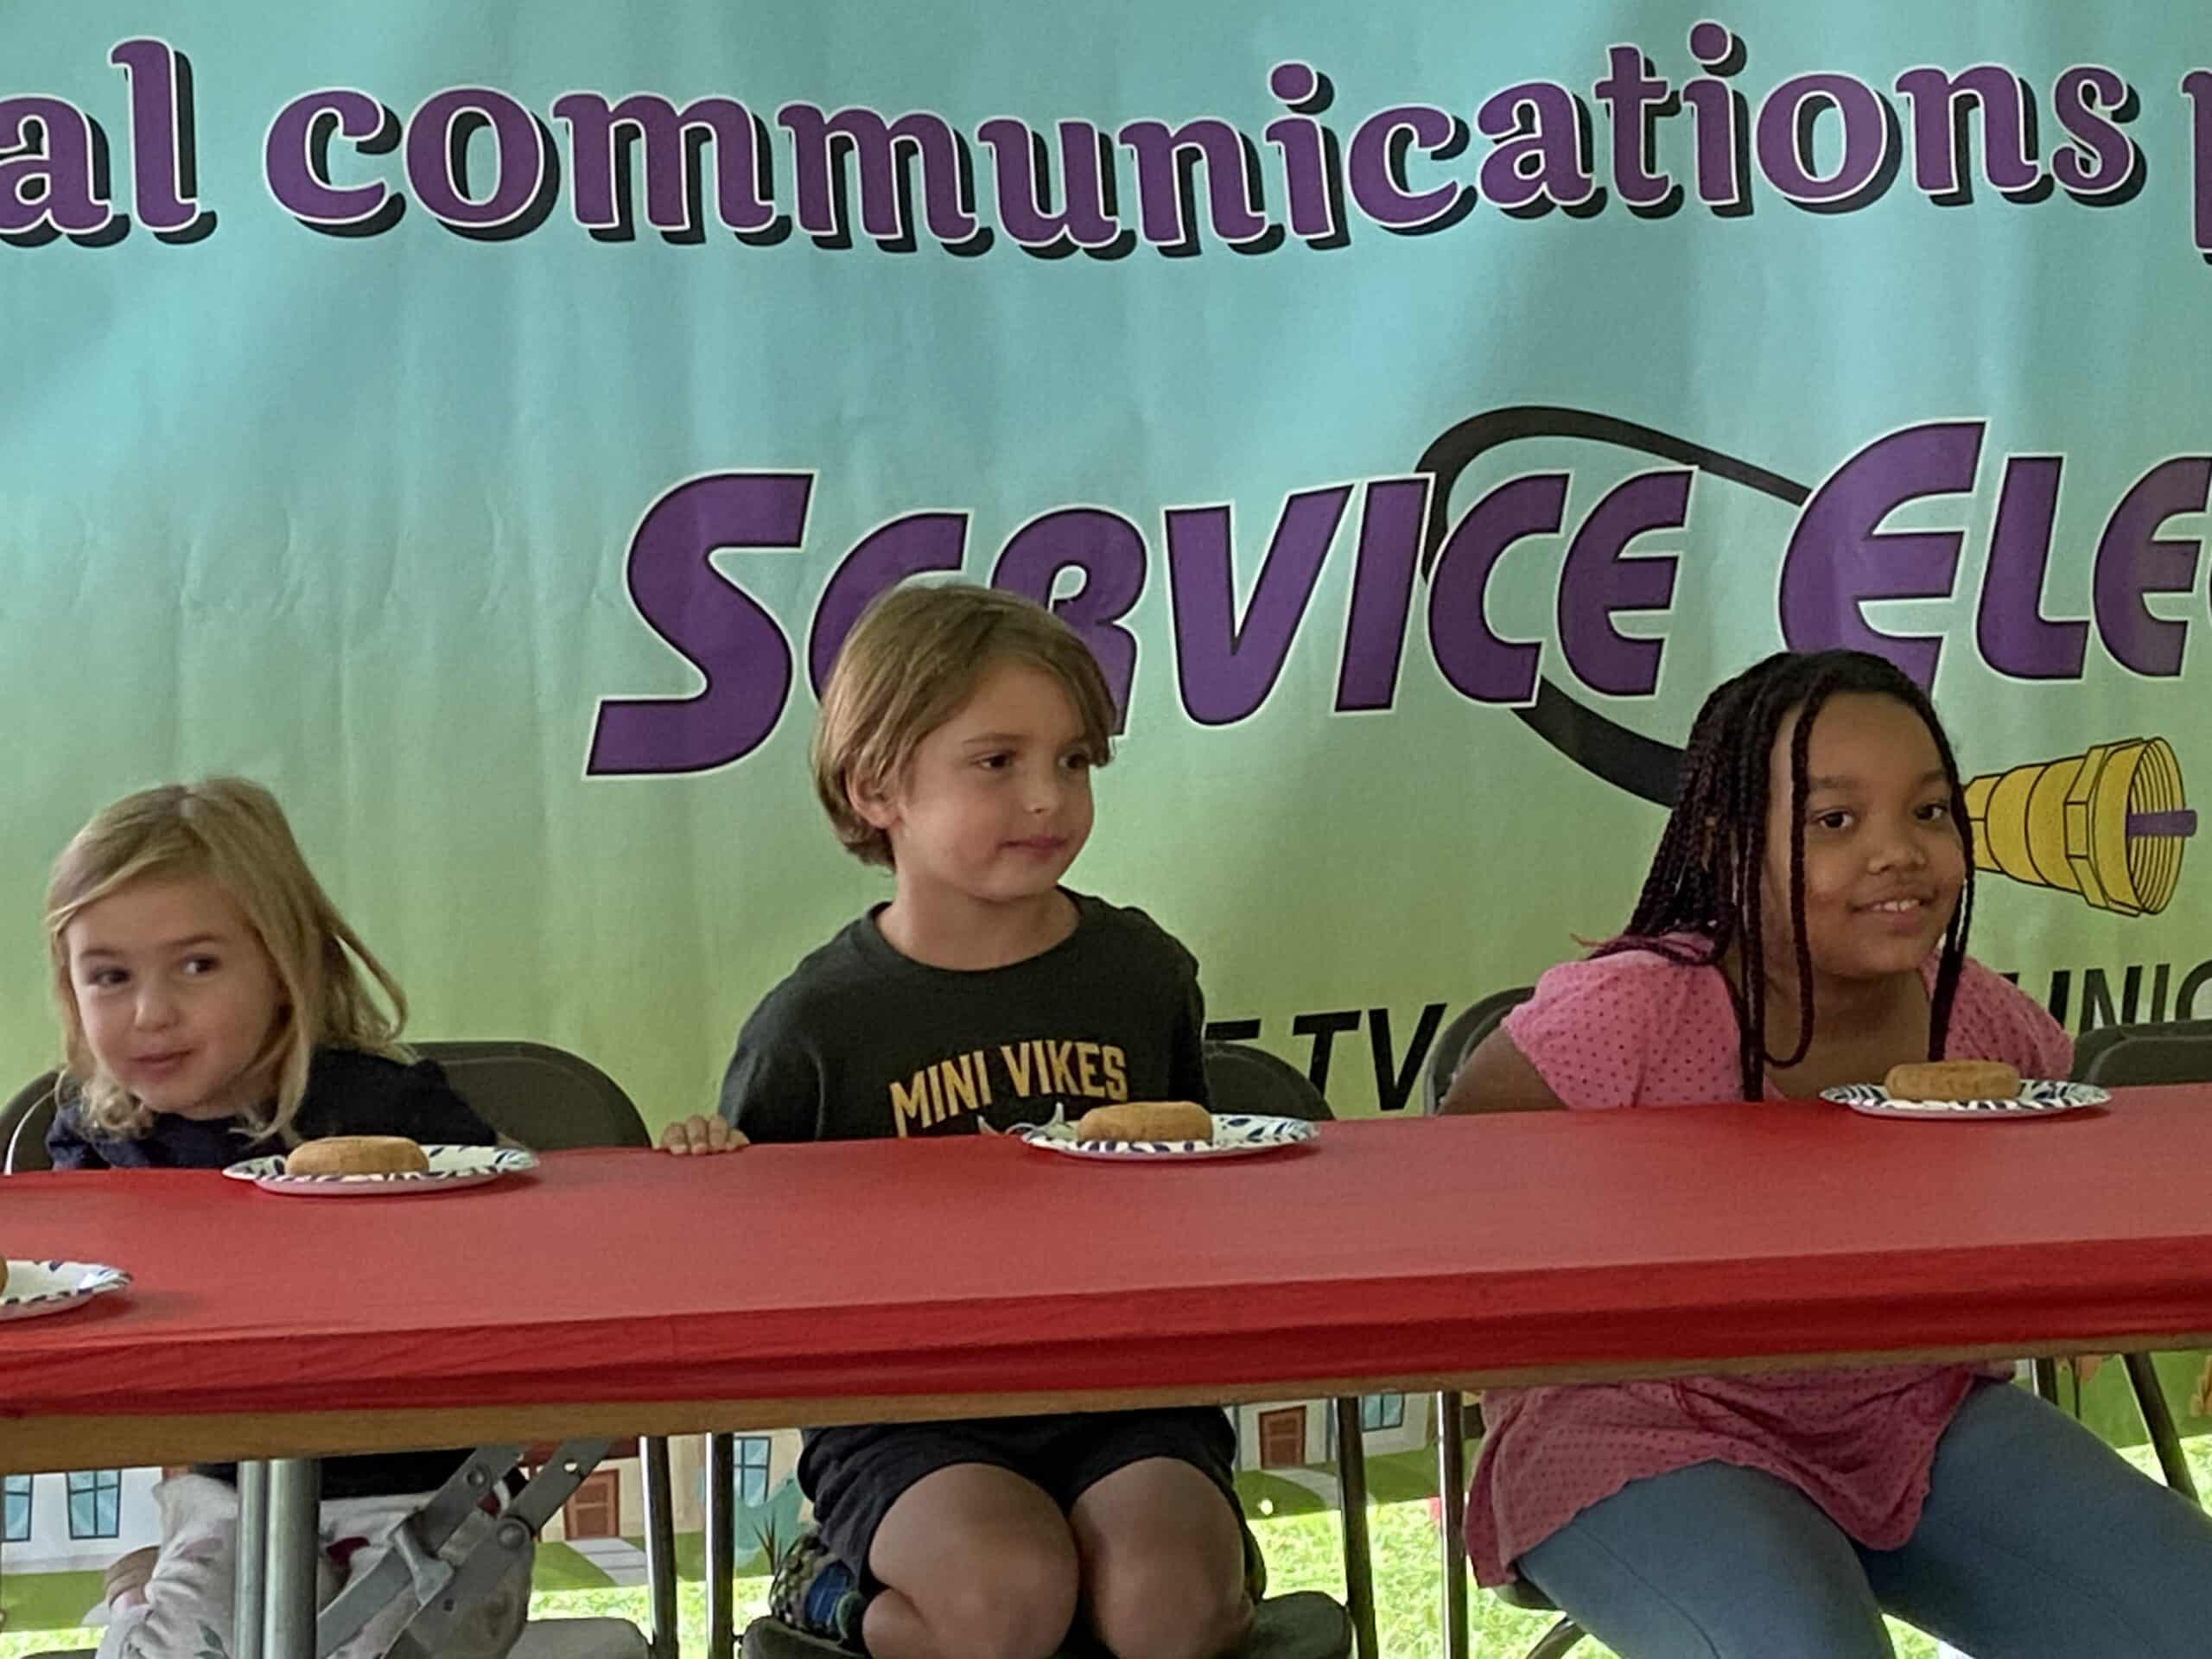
[768,1528,869,1651]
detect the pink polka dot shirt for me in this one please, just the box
[1466,944,2074,1585]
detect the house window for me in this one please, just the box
[67,1471,122,1539]
[3,1474,30,1542]
[737,1436,772,1507]
[1359,1394,1405,1433]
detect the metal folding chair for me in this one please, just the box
[1419,988,1535,1117]
[2066,1020,2212,1504]
[1418,990,1581,1659]
[1,1071,60,1174]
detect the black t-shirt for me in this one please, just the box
[47,1047,494,1170]
[49,1046,499,1500]
[720,892,1210,1142]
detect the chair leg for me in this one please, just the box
[2123,1352,2200,1504]
[707,1433,738,1659]
[1437,1391,1469,1659]
[640,1436,682,1659]
[1526,1615,1586,1659]
[2031,1357,2061,1405]
[1330,1398,1379,1659]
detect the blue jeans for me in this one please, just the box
[1516,1380,2212,1658]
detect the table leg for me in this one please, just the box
[706,1433,736,1659]
[1437,1392,1468,1659]
[640,1437,682,1659]
[234,1460,270,1659]
[264,1458,321,1659]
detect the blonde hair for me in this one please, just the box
[45,777,410,1141]
[813,583,1117,867]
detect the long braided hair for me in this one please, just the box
[1599,650,1976,1099]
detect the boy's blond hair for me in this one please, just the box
[814,583,1117,867]
[46,777,412,1142]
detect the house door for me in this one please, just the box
[563,1469,621,1539]
[1258,1408,1306,1470]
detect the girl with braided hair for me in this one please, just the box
[1442,650,2212,1657]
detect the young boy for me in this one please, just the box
[662,583,1254,1659]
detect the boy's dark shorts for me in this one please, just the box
[800,1406,1257,1592]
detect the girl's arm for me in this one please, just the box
[1440,1029,1567,1115]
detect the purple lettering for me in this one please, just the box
[1475,82,1597,213]
[993,509,1148,722]
[406,87,548,232]
[110,40,202,237]
[977,118,1122,251]
[1756,73,1894,207]
[1427,474,1567,705]
[2183,72,2212,255]
[2052,67,2141,199]
[1894,67,2040,201]
[1167,487,1351,725]
[779,104,982,249]
[264,90,399,231]
[808,514,968,696]
[585,474,811,776]
[1335,479,1428,712]
[2093,457,2209,677]
[1346,105,1468,231]
[1557,471,1689,696]
[0,97,115,238]
[1780,422,1983,685]
[1592,46,1678,211]
[552,92,775,236]
[1264,61,1340,242]
[1683,20,1750,213]
[1976,456,2087,680]
[1117,118,1271,250]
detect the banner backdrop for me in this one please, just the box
[5,1,2211,1141]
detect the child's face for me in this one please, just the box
[1760,692,1966,984]
[64,874,284,1120]
[866,658,1096,907]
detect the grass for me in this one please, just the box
[0,1570,101,1644]
[6,1434,2209,1657]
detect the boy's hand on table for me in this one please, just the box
[659,1116,748,1155]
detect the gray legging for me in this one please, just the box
[1516,1380,2212,1658]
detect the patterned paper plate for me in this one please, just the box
[0,1259,132,1323]
[1017,1113,1317,1160]
[1820,1081,2109,1121]
[223,1144,538,1195]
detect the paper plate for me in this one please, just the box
[0,1259,132,1323]
[1017,1113,1317,1160]
[1819,1080,2109,1121]
[223,1144,538,1195]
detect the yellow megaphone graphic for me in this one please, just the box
[1963,739,2195,916]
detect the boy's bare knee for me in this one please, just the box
[1091,1561,1253,1659]
[918,1548,1077,1659]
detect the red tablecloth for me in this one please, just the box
[5,1090,2211,1421]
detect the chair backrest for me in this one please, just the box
[1201,1040,1333,1123]
[2072,1020,2212,1088]
[416,1040,652,1151]
[3,1071,60,1173]
[1420,987,1535,1115]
